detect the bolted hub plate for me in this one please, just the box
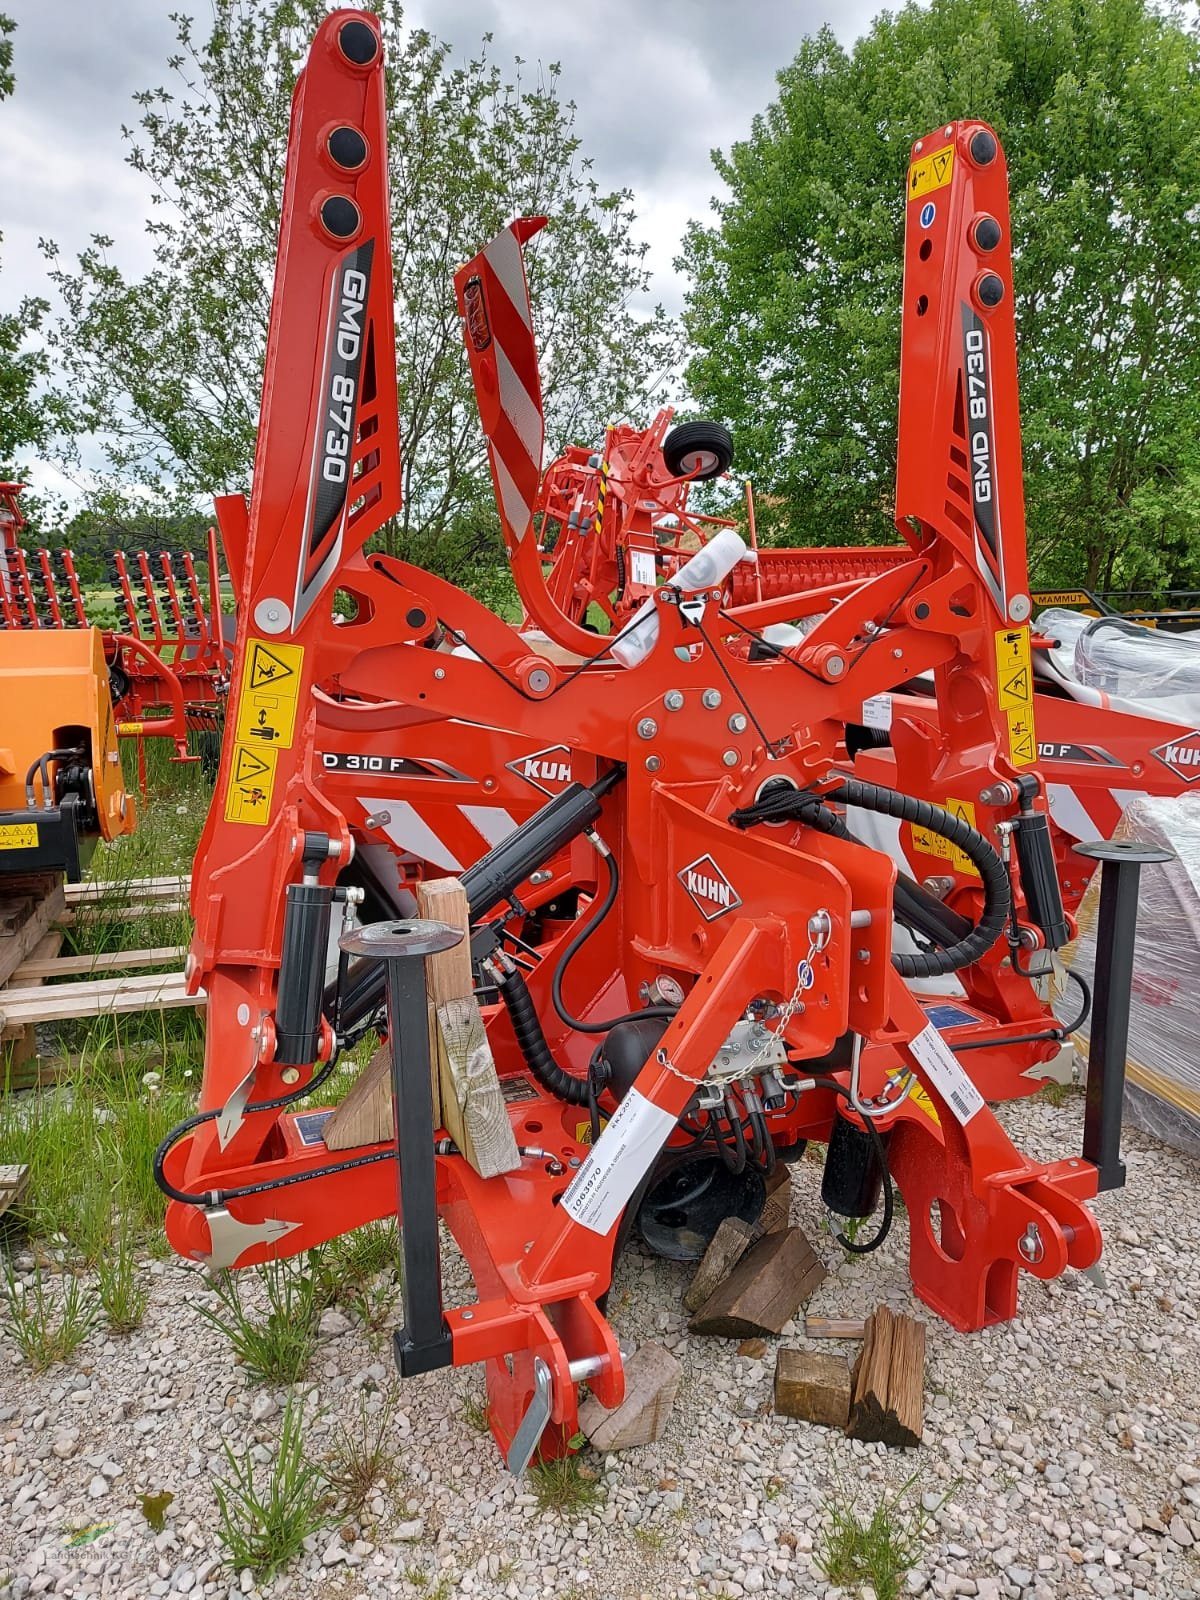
[1072,839,1175,867]
[339,917,463,960]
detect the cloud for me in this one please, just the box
[1,0,885,496]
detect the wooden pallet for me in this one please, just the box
[1,873,197,1084]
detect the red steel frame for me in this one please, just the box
[169,25,1111,1466]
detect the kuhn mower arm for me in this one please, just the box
[164,65,1141,1476]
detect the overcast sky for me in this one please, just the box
[1,0,886,500]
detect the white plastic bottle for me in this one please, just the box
[611,527,749,668]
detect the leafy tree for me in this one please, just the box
[44,0,673,588]
[680,0,1200,595]
[0,12,61,473]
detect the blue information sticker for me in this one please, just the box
[919,200,936,229]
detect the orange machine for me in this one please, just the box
[0,626,135,879]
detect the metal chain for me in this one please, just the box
[654,912,830,1091]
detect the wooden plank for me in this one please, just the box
[0,1163,30,1218]
[578,1342,682,1451]
[436,995,519,1178]
[0,878,66,988]
[0,970,198,1033]
[58,901,188,927]
[774,1347,852,1428]
[2,929,63,1086]
[754,1164,792,1237]
[689,1226,827,1338]
[14,945,185,980]
[323,1041,393,1151]
[682,1216,755,1314]
[416,878,519,1178]
[64,874,189,905]
[805,1316,867,1340]
[847,1306,926,1449]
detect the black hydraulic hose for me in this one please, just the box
[494,960,593,1106]
[153,1047,348,1207]
[731,779,1010,978]
[550,835,678,1035]
[806,1074,894,1255]
[830,777,1010,977]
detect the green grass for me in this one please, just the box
[213,1392,328,1578]
[2,1258,98,1372]
[323,1391,404,1516]
[1038,1078,1084,1108]
[96,1224,148,1333]
[198,1258,322,1384]
[815,1477,939,1600]
[460,1394,490,1435]
[528,1447,602,1515]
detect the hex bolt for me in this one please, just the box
[637,718,658,740]
[728,713,748,733]
[721,749,739,768]
[702,689,722,710]
[434,667,446,680]
[664,690,684,711]
[980,781,1014,807]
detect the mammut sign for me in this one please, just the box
[678,854,742,921]
[1152,730,1200,782]
[506,743,573,796]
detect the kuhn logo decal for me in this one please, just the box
[506,743,573,796]
[678,854,742,921]
[1152,730,1200,782]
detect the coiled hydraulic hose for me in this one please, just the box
[491,956,594,1107]
[731,776,1011,978]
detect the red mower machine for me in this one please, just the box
[159,14,1157,1470]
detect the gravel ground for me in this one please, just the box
[2,1092,1199,1600]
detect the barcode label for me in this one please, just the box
[560,1088,677,1236]
[907,1023,985,1125]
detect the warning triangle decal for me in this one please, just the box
[234,747,270,783]
[250,642,295,689]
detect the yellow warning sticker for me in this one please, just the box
[995,626,1033,711]
[1006,707,1037,767]
[908,144,954,201]
[234,637,304,750]
[0,822,38,850]
[117,722,144,736]
[888,1067,939,1125]
[911,796,980,877]
[223,743,279,826]
[574,1118,607,1146]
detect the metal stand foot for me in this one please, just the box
[1072,839,1174,1192]
[339,917,463,1375]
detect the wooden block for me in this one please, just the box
[754,1164,792,1236]
[847,1305,926,1449]
[2,928,61,1081]
[578,1342,681,1451]
[0,1162,30,1218]
[323,1041,393,1151]
[689,1225,826,1338]
[805,1316,867,1340]
[414,878,474,1005]
[436,997,519,1178]
[774,1347,851,1428]
[682,1215,755,1313]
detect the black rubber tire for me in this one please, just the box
[662,420,733,481]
